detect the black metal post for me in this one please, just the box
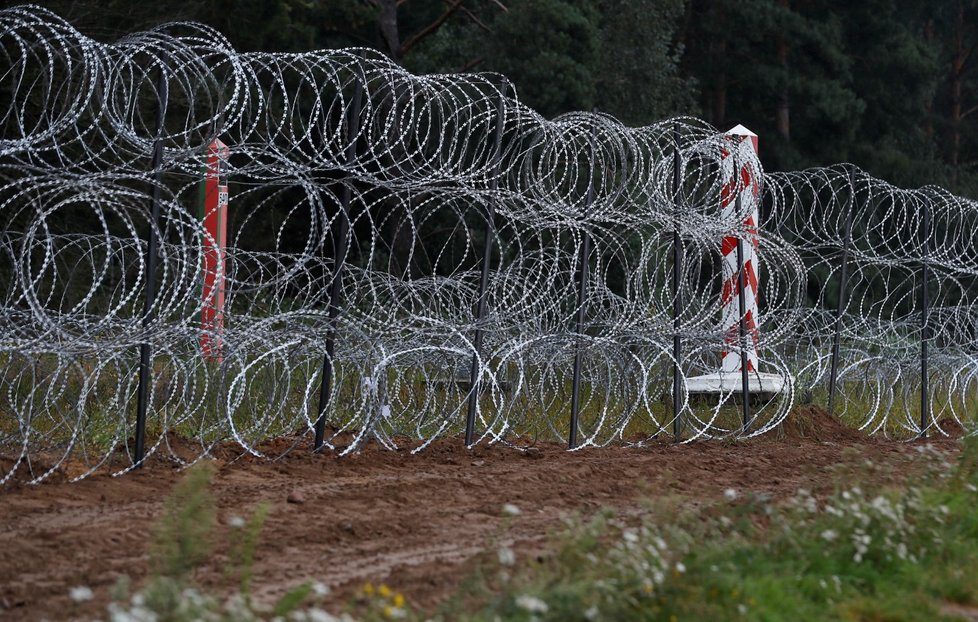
[920,194,931,438]
[672,124,684,442]
[464,84,507,447]
[735,189,752,432]
[569,118,598,449]
[828,166,856,416]
[315,63,365,450]
[134,59,168,467]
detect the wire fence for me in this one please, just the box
[1,5,976,483]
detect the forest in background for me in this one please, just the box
[6,0,978,196]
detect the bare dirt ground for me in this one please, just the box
[0,407,963,621]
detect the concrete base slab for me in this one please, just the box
[685,372,788,396]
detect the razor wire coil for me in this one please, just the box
[1,5,976,484]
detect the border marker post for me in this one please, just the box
[199,139,229,362]
[684,125,786,408]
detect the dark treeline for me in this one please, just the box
[9,0,978,194]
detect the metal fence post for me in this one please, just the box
[569,113,598,450]
[828,166,856,416]
[133,58,168,467]
[920,194,931,438]
[315,60,365,450]
[735,185,752,432]
[672,124,684,442]
[464,83,507,447]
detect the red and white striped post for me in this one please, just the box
[200,139,229,362]
[719,125,760,374]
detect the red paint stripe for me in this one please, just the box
[744,260,758,294]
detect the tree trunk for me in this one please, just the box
[774,0,790,141]
[377,0,401,62]
[924,17,936,142]
[950,0,965,185]
[710,39,727,127]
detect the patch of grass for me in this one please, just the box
[427,439,978,621]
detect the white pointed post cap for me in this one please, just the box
[725,124,758,153]
[726,124,756,137]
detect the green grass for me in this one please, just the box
[431,439,978,622]
[3,348,975,467]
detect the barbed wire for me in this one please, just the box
[0,5,974,484]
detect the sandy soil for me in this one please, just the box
[0,407,962,621]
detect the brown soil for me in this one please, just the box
[780,405,868,443]
[0,420,961,621]
[934,417,969,437]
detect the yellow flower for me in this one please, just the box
[383,605,393,618]
[670,616,678,622]
[363,582,375,596]
[393,593,405,608]
[378,584,392,598]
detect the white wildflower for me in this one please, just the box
[897,542,908,560]
[820,529,837,542]
[180,588,206,607]
[724,488,738,501]
[584,605,600,620]
[70,585,94,603]
[306,609,341,622]
[498,546,515,566]
[110,603,156,622]
[675,561,686,574]
[738,603,748,615]
[106,603,131,622]
[228,515,246,528]
[502,503,521,517]
[311,582,330,597]
[515,594,548,613]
